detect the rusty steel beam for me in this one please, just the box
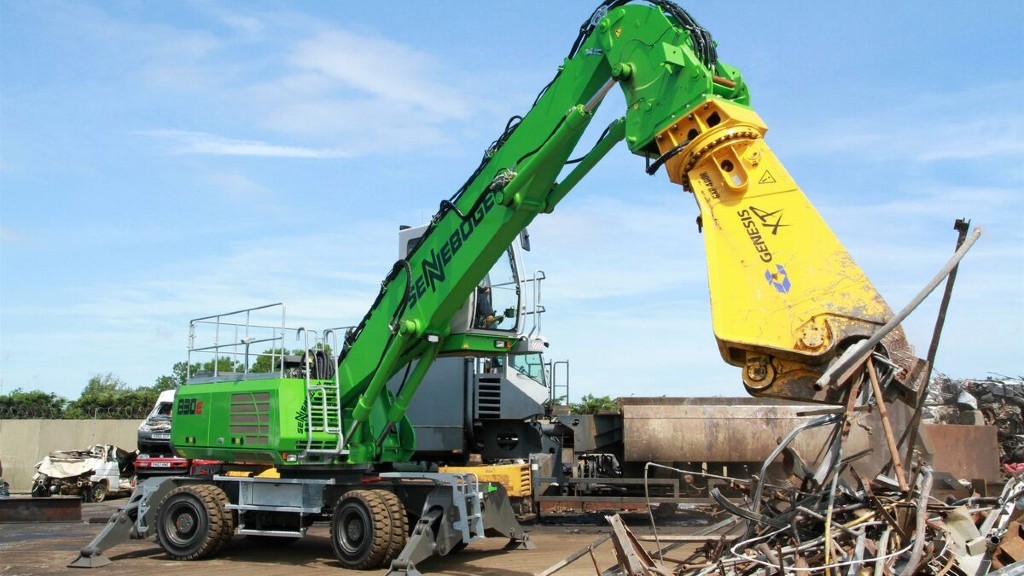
[899,218,974,478]
[621,402,864,464]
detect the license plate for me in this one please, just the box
[152,433,171,440]
[151,462,171,468]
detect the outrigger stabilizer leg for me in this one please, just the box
[382,473,532,576]
[68,478,178,568]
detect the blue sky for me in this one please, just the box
[2,1,1022,402]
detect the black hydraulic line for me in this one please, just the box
[390,362,413,407]
[453,0,719,211]
[531,75,560,108]
[434,199,467,222]
[565,123,613,165]
[515,114,569,166]
[448,116,523,203]
[645,137,692,175]
[338,259,411,365]
[570,1,717,68]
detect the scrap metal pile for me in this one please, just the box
[924,375,1024,474]
[541,357,1024,576]
[651,465,1024,575]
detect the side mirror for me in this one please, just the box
[519,228,531,252]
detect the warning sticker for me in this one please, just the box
[759,170,776,184]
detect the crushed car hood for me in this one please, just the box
[34,445,129,479]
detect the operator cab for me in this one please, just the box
[399,224,524,338]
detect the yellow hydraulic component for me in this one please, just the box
[256,467,281,479]
[440,463,532,498]
[222,466,280,478]
[656,99,899,403]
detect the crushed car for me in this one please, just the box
[31,444,136,502]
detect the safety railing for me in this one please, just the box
[186,304,352,458]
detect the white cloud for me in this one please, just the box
[541,307,737,400]
[289,30,470,120]
[0,228,26,244]
[142,130,354,158]
[201,172,271,201]
[5,1,1021,400]
[775,83,1024,164]
[0,224,399,394]
[128,19,485,156]
[211,11,265,36]
[788,117,1024,164]
[528,193,707,302]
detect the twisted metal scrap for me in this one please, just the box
[654,369,1024,575]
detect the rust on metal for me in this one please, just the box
[621,398,867,464]
[919,423,1002,482]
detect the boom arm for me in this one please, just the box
[331,1,921,463]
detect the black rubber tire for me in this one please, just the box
[330,490,393,569]
[208,487,235,557]
[156,484,234,560]
[370,489,409,563]
[90,482,107,503]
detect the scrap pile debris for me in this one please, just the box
[924,375,1024,475]
[648,467,1024,575]
[540,360,1024,575]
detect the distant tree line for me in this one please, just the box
[544,393,618,415]
[2,346,609,418]
[1,367,181,419]
[0,348,321,419]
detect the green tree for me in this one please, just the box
[543,395,566,416]
[0,388,67,418]
[148,361,194,394]
[570,394,617,415]
[81,373,129,396]
[195,356,240,375]
[172,361,199,385]
[67,388,157,419]
[152,375,178,393]
[66,373,154,419]
[248,346,334,374]
[249,348,291,373]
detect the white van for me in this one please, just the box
[137,389,175,456]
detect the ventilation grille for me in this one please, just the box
[230,392,270,446]
[477,381,501,419]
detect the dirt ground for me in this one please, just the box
[0,499,708,576]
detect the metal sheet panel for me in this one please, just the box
[622,402,850,464]
[918,424,1001,482]
[0,496,82,523]
[393,358,471,453]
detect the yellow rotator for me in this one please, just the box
[655,99,918,404]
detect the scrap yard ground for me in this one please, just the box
[0,500,705,576]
